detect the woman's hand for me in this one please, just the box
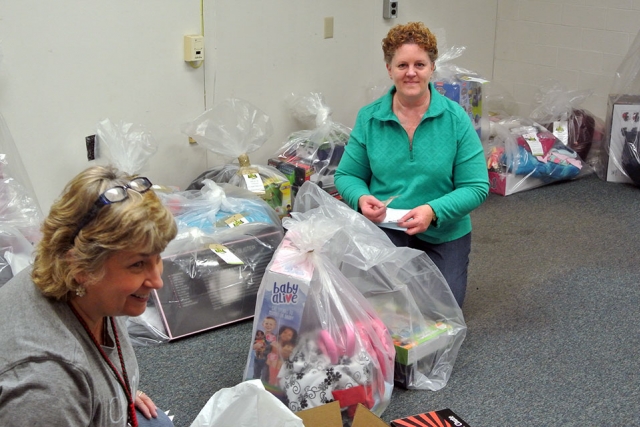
[397,205,435,235]
[358,195,387,223]
[135,390,158,420]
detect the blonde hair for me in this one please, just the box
[32,165,177,300]
[382,21,438,65]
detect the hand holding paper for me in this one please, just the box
[378,207,411,230]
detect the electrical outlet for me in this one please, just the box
[383,0,398,19]
[85,134,96,161]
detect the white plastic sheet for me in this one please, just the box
[190,380,303,427]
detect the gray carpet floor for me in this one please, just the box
[136,172,640,426]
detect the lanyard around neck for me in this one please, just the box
[68,303,138,427]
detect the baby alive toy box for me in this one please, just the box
[243,239,312,385]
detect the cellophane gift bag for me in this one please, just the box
[0,113,43,247]
[95,117,171,344]
[600,28,640,186]
[485,116,587,195]
[95,117,158,176]
[182,98,292,218]
[269,92,350,200]
[291,181,467,391]
[432,43,490,140]
[244,215,394,424]
[529,79,605,168]
[145,180,284,342]
[0,112,42,287]
[129,180,284,345]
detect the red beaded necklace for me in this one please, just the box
[69,303,138,427]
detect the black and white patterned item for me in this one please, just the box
[279,333,378,415]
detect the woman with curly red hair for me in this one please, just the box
[335,22,489,307]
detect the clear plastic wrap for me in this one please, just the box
[158,180,281,234]
[290,181,466,391]
[0,113,44,244]
[125,296,171,346]
[244,215,394,423]
[96,117,167,344]
[95,118,158,175]
[151,222,284,342]
[183,99,292,218]
[530,79,605,166]
[486,117,587,196]
[599,29,640,186]
[191,380,304,427]
[0,224,34,286]
[432,45,489,139]
[126,180,285,344]
[270,93,350,196]
[483,81,519,119]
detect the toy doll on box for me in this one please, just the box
[252,330,267,380]
[266,325,298,385]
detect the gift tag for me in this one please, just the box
[552,120,569,146]
[224,213,249,228]
[522,132,544,156]
[242,172,266,194]
[209,244,244,265]
[458,74,490,84]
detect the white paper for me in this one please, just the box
[209,244,244,265]
[378,207,411,230]
[242,173,266,194]
[189,380,303,427]
[382,207,410,223]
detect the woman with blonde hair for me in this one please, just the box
[0,165,177,426]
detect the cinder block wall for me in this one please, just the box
[493,0,640,119]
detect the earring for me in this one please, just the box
[75,286,86,297]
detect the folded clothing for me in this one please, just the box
[507,131,583,182]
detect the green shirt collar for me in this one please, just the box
[372,81,446,122]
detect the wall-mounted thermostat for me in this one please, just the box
[184,35,204,62]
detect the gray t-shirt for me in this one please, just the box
[0,268,140,426]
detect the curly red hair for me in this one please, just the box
[382,22,438,64]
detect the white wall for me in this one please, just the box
[0,1,498,214]
[203,0,498,170]
[0,1,209,212]
[494,0,640,119]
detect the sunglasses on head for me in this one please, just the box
[71,176,153,243]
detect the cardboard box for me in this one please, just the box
[391,408,471,427]
[268,157,316,187]
[262,175,293,218]
[488,170,546,196]
[298,402,471,427]
[434,74,485,138]
[154,225,283,340]
[297,402,388,427]
[243,238,313,384]
[392,322,454,388]
[597,94,639,183]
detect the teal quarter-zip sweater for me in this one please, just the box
[335,83,489,244]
